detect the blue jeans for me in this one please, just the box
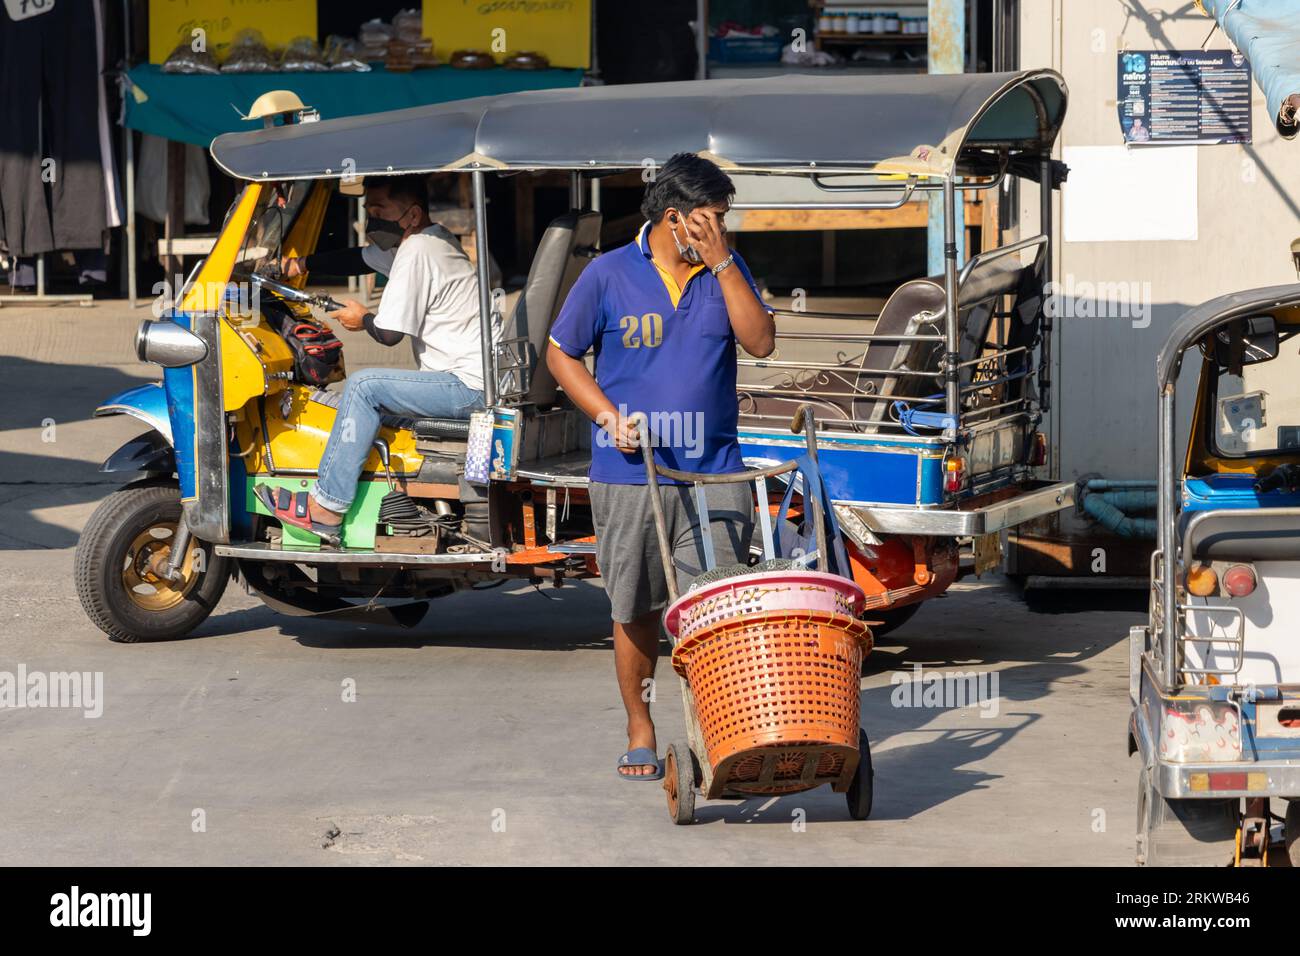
[313,367,484,513]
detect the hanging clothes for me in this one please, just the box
[0,0,117,256]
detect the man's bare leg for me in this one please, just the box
[614,610,662,777]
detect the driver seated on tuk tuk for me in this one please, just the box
[255,174,490,543]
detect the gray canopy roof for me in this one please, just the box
[210,70,1067,182]
[1157,284,1300,387]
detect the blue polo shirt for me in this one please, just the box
[549,222,767,484]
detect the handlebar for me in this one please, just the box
[246,272,348,314]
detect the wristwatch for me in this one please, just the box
[711,254,735,277]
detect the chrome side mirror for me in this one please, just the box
[135,319,208,368]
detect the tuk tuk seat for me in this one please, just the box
[497,209,603,409]
[737,239,1045,433]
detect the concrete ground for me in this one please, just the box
[0,302,1145,865]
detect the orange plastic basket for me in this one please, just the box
[671,608,872,793]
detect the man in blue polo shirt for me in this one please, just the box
[546,153,776,780]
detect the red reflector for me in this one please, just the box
[1223,564,1256,597]
[1029,432,1048,467]
[1208,772,1248,790]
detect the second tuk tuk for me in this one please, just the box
[1129,284,1300,866]
[74,70,1075,643]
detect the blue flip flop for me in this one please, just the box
[617,747,664,781]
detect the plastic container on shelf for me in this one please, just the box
[708,34,783,63]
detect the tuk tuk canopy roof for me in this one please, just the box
[210,70,1067,182]
[1157,284,1300,387]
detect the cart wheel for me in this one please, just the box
[664,741,696,825]
[846,730,874,820]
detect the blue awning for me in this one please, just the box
[1201,0,1300,138]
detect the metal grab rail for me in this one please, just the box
[738,344,1031,381]
[956,233,1049,287]
[728,174,1004,212]
[1177,602,1247,678]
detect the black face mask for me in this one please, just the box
[365,205,414,252]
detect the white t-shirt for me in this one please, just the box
[364,224,493,392]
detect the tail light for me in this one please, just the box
[1029,432,1048,467]
[1188,772,1268,793]
[1186,563,1218,597]
[943,457,966,493]
[1222,564,1257,597]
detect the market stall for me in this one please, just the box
[116,1,590,303]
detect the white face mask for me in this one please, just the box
[669,219,703,265]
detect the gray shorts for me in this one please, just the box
[590,480,755,624]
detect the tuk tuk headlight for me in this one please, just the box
[135,319,208,368]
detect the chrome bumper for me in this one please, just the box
[1152,758,1300,799]
[850,480,1074,536]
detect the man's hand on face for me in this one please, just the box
[326,299,370,332]
[684,208,730,270]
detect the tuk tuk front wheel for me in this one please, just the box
[75,480,231,643]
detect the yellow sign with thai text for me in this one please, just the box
[425,0,591,69]
[148,0,318,66]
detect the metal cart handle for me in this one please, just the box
[634,405,825,605]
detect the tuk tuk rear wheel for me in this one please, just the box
[1285,801,1300,867]
[1136,765,1236,866]
[75,480,231,643]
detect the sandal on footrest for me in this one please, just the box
[254,485,342,547]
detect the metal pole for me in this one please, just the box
[696,0,708,80]
[927,0,966,277]
[569,170,583,210]
[471,170,496,407]
[1159,385,1178,689]
[125,129,137,307]
[347,195,358,295]
[123,0,137,307]
[942,175,961,437]
[1040,154,1058,478]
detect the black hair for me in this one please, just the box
[640,152,735,224]
[369,173,429,213]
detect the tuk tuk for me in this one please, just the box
[1129,284,1300,866]
[74,70,1075,643]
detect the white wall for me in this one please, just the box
[1021,0,1300,481]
